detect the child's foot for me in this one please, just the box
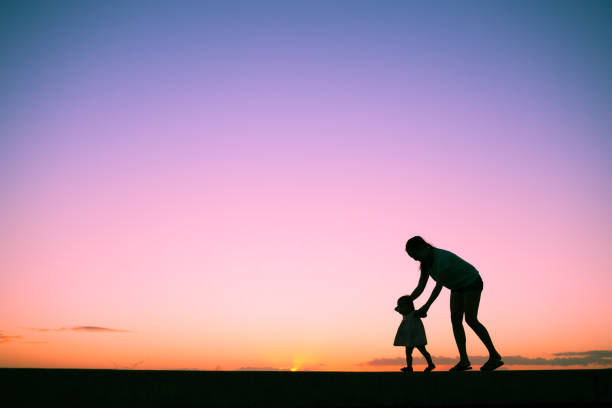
[424,363,436,372]
[400,366,413,373]
[449,361,472,371]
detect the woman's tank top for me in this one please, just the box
[428,248,480,290]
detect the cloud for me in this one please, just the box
[362,350,612,367]
[28,326,130,333]
[4,325,130,345]
[300,363,327,371]
[27,328,63,332]
[236,363,325,372]
[72,326,130,333]
[553,350,612,358]
[111,360,144,369]
[236,367,285,371]
[364,356,457,366]
[0,332,24,343]
[1,329,48,344]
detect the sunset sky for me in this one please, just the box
[1,1,611,371]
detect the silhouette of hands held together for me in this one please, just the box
[414,307,428,318]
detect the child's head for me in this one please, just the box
[395,295,415,314]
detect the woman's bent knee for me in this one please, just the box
[465,316,480,327]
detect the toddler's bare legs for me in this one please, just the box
[416,345,436,371]
[401,346,414,372]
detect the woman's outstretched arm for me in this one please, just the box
[420,281,443,313]
[409,271,429,300]
[418,268,448,314]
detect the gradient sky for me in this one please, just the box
[1,1,611,371]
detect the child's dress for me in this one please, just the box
[394,311,427,347]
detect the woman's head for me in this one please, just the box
[405,236,433,261]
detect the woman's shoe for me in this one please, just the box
[449,361,472,371]
[480,359,504,371]
[424,364,436,372]
[400,366,413,373]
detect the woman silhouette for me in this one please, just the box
[405,236,503,371]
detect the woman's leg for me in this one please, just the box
[463,290,501,360]
[450,290,469,364]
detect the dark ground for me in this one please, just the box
[1,368,610,407]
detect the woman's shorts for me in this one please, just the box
[452,275,483,293]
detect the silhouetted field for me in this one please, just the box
[1,368,610,407]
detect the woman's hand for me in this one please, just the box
[415,307,428,318]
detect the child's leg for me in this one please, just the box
[405,346,414,368]
[416,345,435,368]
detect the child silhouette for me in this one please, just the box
[394,295,435,372]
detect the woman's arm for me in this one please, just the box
[409,271,429,300]
[415,267,447,317]
[420,281,443,312]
